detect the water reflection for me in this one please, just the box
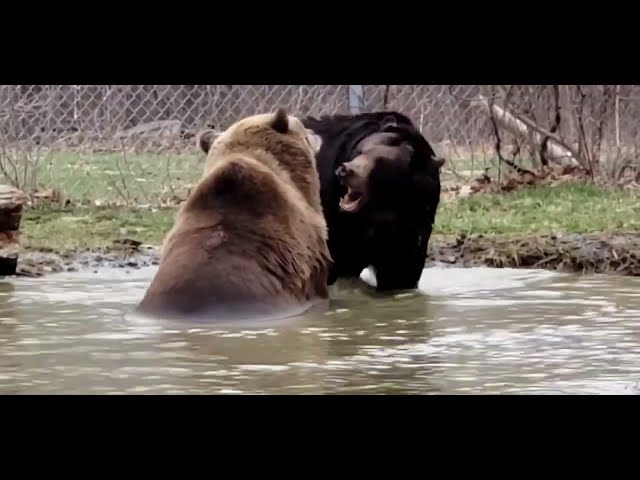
[0,266,639,394]
[0,282,20,395]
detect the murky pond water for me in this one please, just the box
[1,265,639,394]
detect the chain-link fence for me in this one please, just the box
[1,85,639,205]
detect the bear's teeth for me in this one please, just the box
[340,189,364,212]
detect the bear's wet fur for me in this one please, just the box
[302,111,444,292]
[136,108,331,322]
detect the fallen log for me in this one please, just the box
[470,95,581,168]
[0,185,27,276]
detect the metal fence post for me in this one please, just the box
[348,85,364,114]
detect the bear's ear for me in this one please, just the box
[271,108,290,134]
[197,129,217,154]
[433,156,446,169]
[305,129,323,153]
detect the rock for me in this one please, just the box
[0,185,27,277]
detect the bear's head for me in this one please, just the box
[197,108,324,213]
[335,129,445,216]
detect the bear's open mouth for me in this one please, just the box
[339,188,367,213]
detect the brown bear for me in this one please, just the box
[135,108,332,323]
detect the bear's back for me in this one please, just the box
[137,148,330,322]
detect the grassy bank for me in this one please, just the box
[20,181,640,252]
[10,149,491,198]
[9,151,202,206]
[22,206,176,251]
[435,181,640,236]
[15,150,521,206]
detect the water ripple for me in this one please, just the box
[0,266,639,394]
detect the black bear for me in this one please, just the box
[302,111,444,292]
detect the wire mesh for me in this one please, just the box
[1,85,638,204]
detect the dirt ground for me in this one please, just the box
[13,232,640,278]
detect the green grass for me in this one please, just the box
[10,150,527,203]
[19,181,640,253]
[7,150,539,204]
[7,151,202,204]
[22,206,176,251]
[434,182,640,236]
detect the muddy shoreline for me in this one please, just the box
[427,232,640,276]
[10,232,640,278]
